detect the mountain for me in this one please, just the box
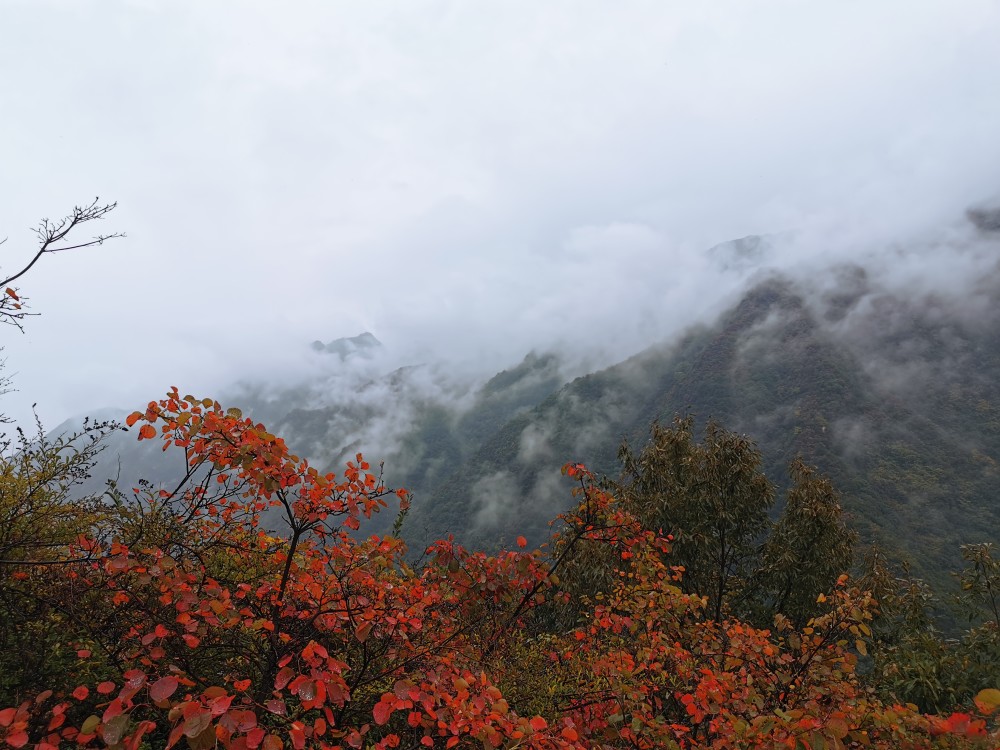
[403,216,1000,584]
[310,331,382,359]
[59,209,1000,586]
[53,341,569,538]
[406,268,1000,579]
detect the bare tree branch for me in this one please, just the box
[0,198,123,330]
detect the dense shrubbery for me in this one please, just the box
[1,394,999,749]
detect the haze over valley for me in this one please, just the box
[56,202,1000,588]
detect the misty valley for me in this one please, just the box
[66,207,1000,584]
[5,203,1000,748]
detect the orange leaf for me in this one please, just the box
[138,424,156,440]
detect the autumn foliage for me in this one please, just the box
[1,390,999,749]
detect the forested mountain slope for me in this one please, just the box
[63,216,1000,585]
[405,235,1000,583]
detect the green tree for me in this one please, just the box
[616,417,773,621]
[862,544,1000,714]
[754,458,856,627]
[561,417,857,627]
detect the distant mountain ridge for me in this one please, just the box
[310,332,382,359]
[61,209,1000,587]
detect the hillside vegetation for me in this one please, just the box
[11,205,1000,747]
[5,391,1000,748]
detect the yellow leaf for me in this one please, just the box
[974,688,1000,715]
[855,639,867,656]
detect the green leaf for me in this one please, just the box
[102,714,130,745]
[81,715,101,736]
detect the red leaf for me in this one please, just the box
[294,679,316,702]
[274,667,295,691]
[47,712,66,731]
[97,681,116,695]
[102,698,124,722]
[516,536,527,548]
[209,694,234,717]
[149,676,179,702]
[165,722,186,750]
[72,686,89,701]
[355,621,373,642]
[246,727,266,749]
[5,730,28,748]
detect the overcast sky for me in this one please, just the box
[1,1,999,430]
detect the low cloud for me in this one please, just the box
[470,470,519,532]
[1,2,998,431]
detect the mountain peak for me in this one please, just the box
[310,332,382,360]
[967,205,1000,233]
